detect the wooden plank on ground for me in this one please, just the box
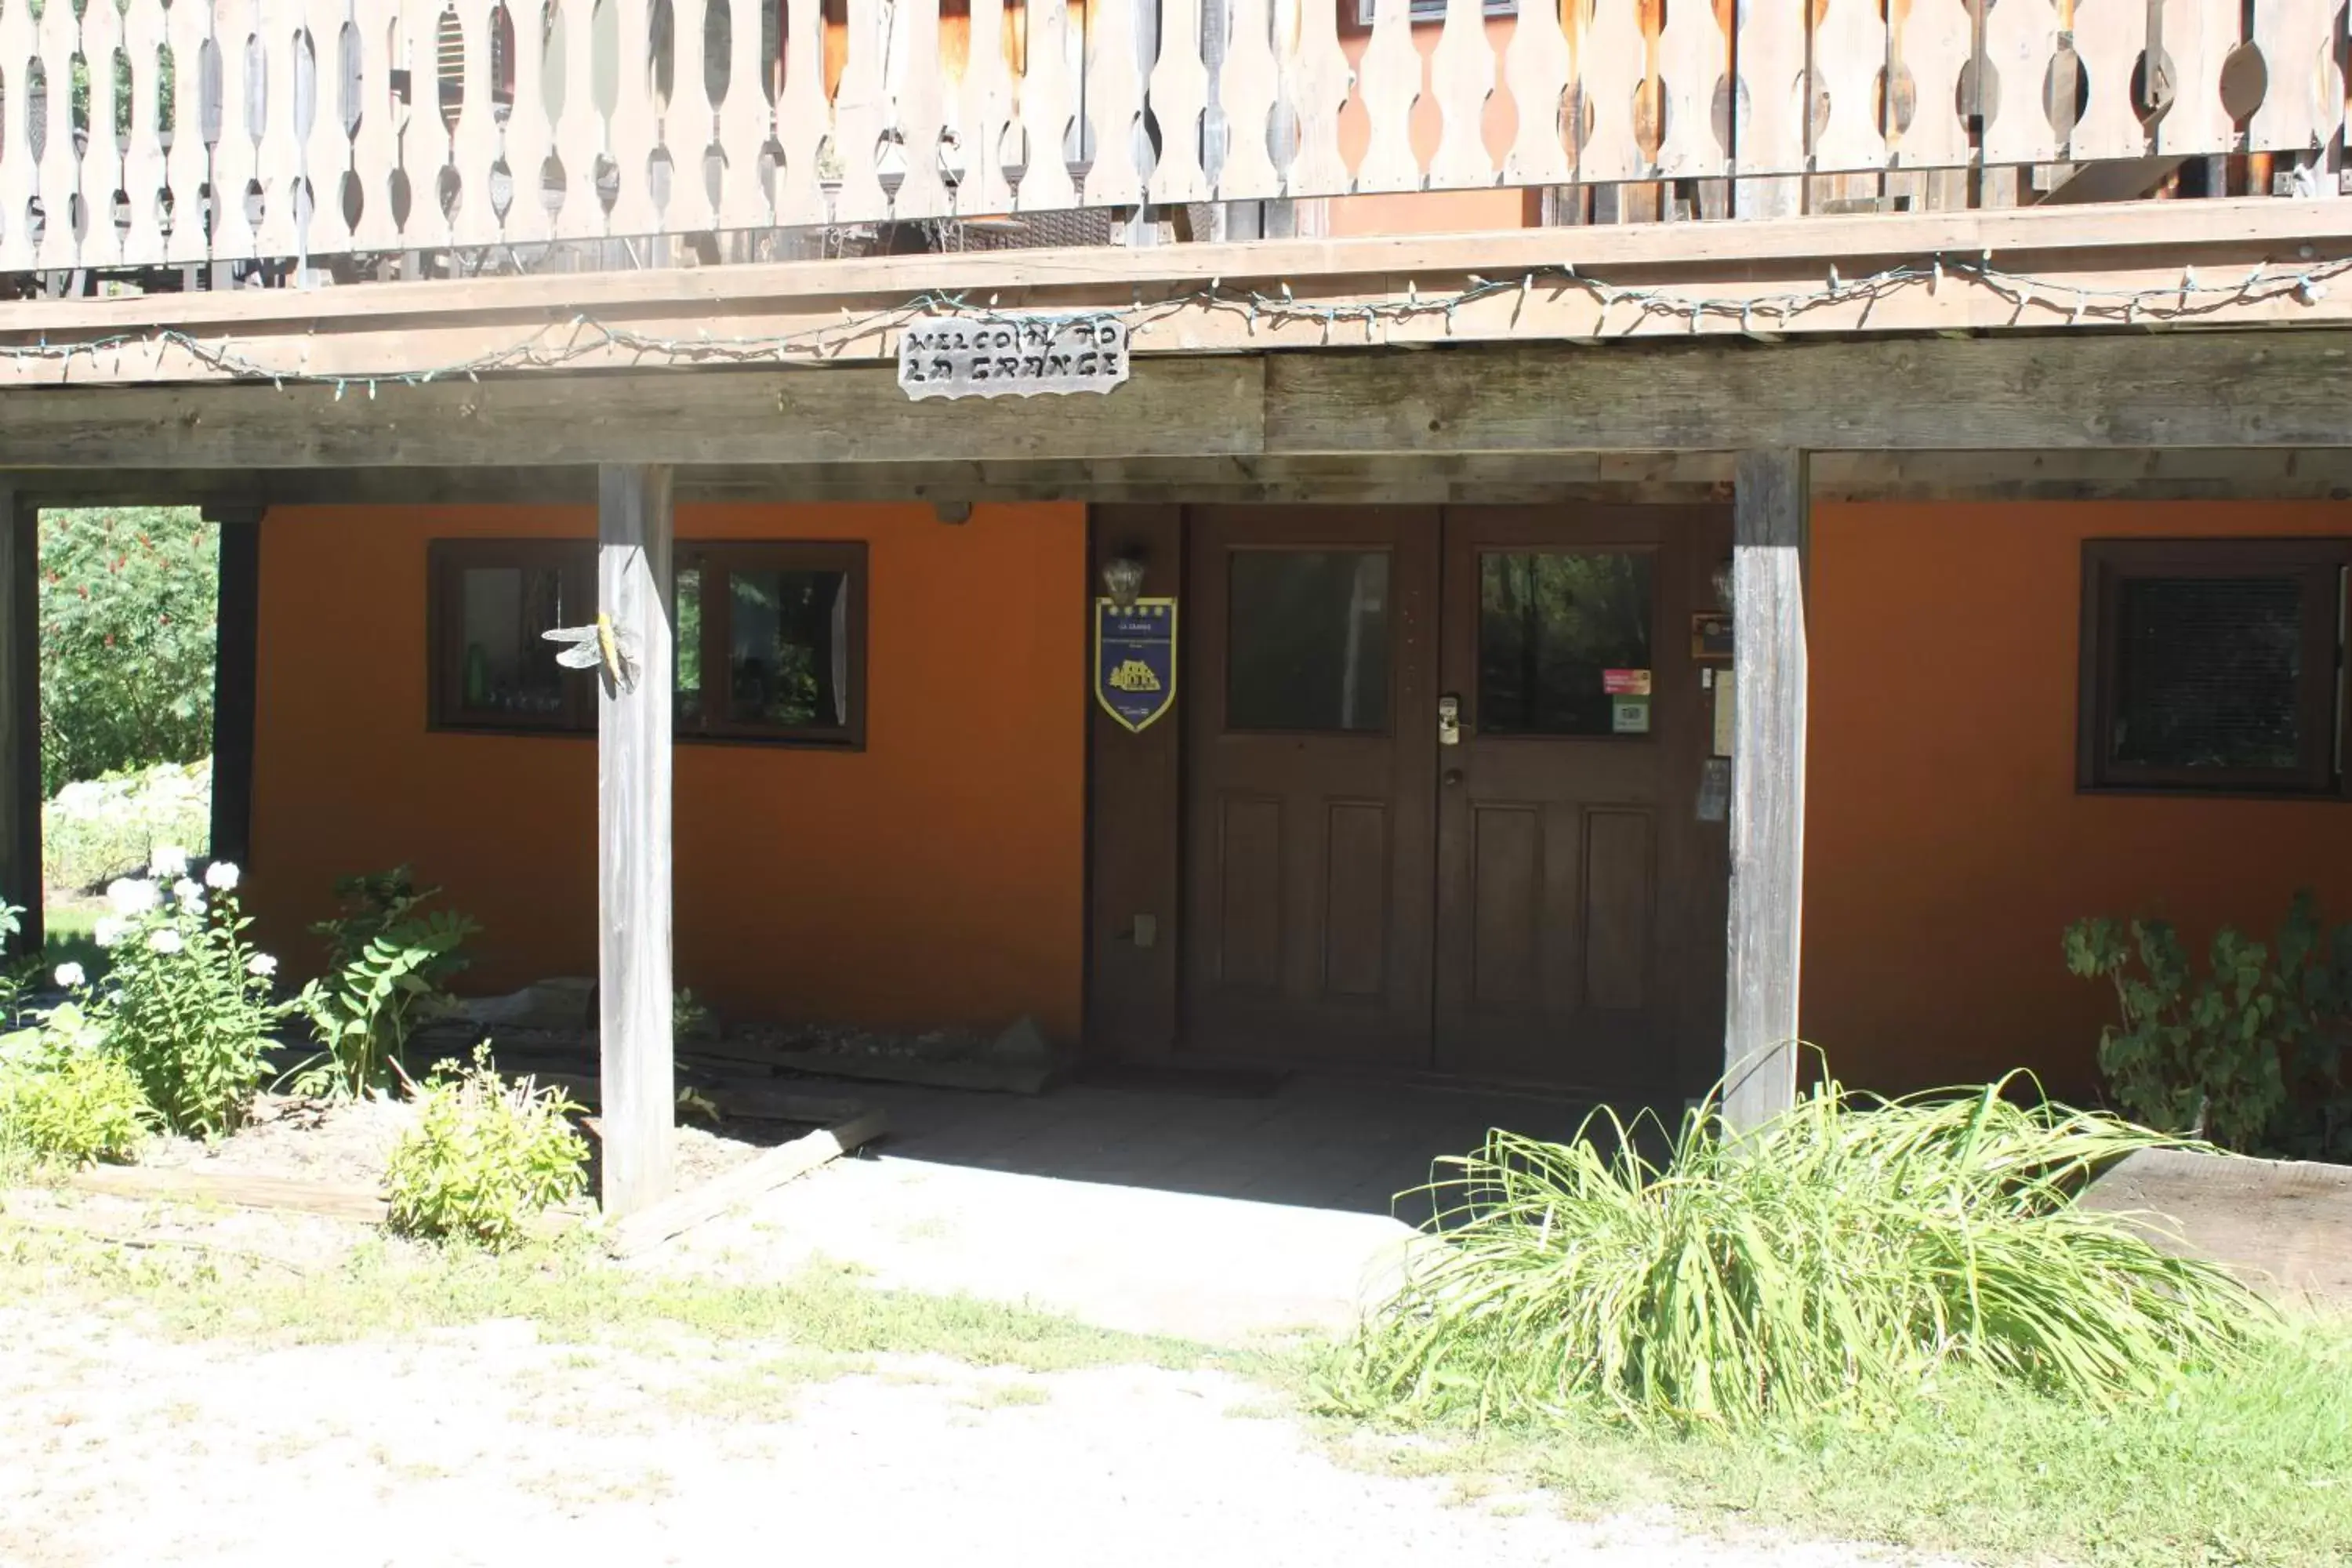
[67,1166,390,1223]
[1722,448,1809,1134]
[597,464,677,1221]
[605,1109,890,1258]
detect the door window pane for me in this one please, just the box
[1478,552,1653,736]
[728,568,853,731]
[2111,575,2303,771]
[456,564,571,720]
[1227,550,1391,731]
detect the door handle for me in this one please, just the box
[1443,768,1465,786]
[1438,694,1462,746]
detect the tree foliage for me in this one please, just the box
[38,508,217,796]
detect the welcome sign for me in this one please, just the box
[899,315,1130,400]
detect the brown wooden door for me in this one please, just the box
[1432,506,1716,1095]
[1181,507,1440,1065]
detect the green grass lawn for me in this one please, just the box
[0,1223,1218,1377]
[1321,1316,2352,1568]
[38,905,106,984]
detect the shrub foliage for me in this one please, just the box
[2067,891,2352,1157]
[39,508,217,796]
[386,1047,588,1250]
[0,1003,154,1167]
[296,867,479,1098]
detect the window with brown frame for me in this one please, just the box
[2078,539,2350,797]
[429,539,867,748]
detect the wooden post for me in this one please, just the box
[1723,449,1809,1132]
[0,488,39,956]
[205,507,263,871]
[597,464,676,1218]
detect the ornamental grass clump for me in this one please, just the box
[386,1047,588,1251]
[1328,1072,2270,1432]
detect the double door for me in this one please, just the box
[1180,505,1725,1093]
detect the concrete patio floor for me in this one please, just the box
[658,1071,1600,1344]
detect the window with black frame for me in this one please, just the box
[2078,539,2350,796]
[428,539,866,748]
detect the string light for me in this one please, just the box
[5,249,2350,391]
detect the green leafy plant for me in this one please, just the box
[0,901,24,1026]
[673,987,714,1040]
[38,509,217,797]
[0,1002,154,1167]
[385,1045,588,1250]
[86,853,292,1138]
[296,868,480,1098]
[2066,894,2352,1154]
[1323,1069,2266,1433]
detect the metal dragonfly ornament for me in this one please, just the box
[542,612,641,695]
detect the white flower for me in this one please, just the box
[52,962,85,989]
[93,917,128,949]
[151,846,191,879]
[147,929,185,955]
[106,877,161,916]
[204,861,241,891]
[172,877,205,906]
[246,953,278,978]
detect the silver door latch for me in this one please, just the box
[1438,694,1462,746]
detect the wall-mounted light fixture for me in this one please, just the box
[1101,553,1148,608]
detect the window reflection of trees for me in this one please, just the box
[729,568,848,730]
[1479,552,1653,736]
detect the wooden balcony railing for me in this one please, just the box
[0,0,2345,281]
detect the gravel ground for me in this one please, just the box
[0,1308,1945,1568]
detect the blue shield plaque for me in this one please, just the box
[1094,597,1178,734]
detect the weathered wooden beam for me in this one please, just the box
[16,198,2351,383]
[205,507,263,871]
[4,332,2350,474]
[1261,334,2352,456]
[1722,449,1809,1134]
[597,463,677,1220]
[21,443,2352,512]
[67,1164,390,1223]
[0,488,38,955]
[0,358,1264,470]
[0,454,1734,509]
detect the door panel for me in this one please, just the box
[1434,507,1705,1094]
[1182,507,1439,1064]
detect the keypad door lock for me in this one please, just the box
[1438,694,1462,746]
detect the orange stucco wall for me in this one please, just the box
[248,502,1088,1042]
[1806,501,2352,1099]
